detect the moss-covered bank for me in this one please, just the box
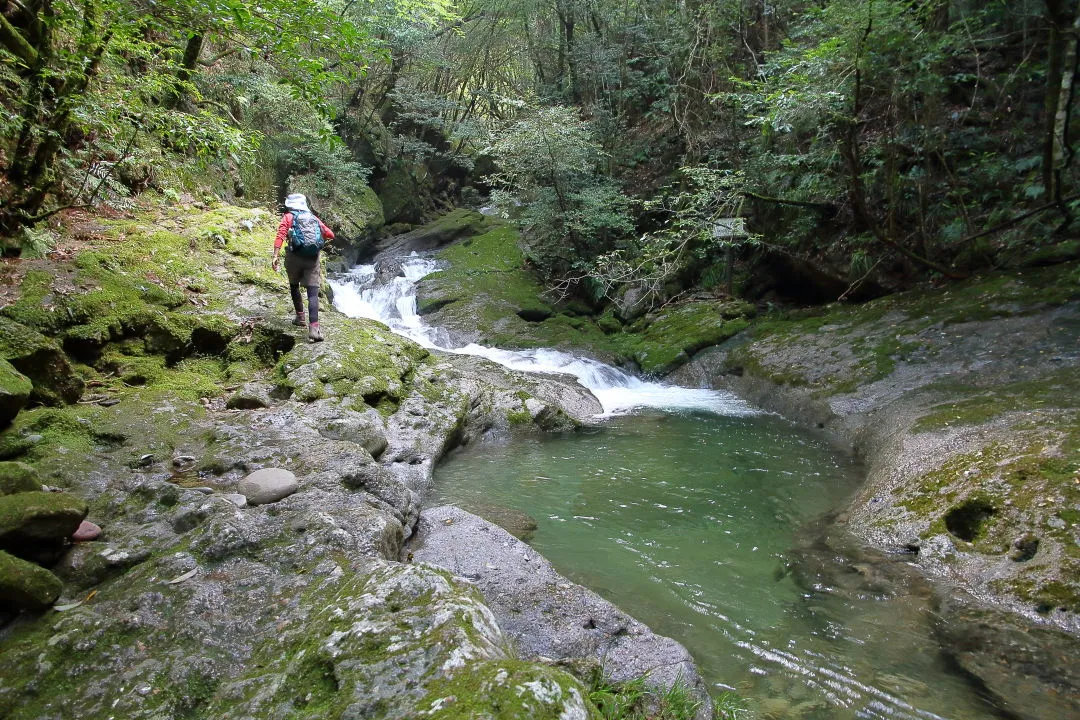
[416,222,754,375]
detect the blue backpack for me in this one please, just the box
[287,211,324,257]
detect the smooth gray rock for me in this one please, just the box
[410,505,712,719]
[221,493,247,508]
[237,468,298,505]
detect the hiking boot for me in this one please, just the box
[292,313,306,327]
[309,322,324,342]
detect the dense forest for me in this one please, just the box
[2,0,1078,309]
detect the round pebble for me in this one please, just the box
[237,468,298,506]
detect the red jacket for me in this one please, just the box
[274,212,335,252]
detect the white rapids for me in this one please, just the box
[329,256,759,417]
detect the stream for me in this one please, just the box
[330,255,1008,720]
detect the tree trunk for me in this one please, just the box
[1051,9,1080,205]
[1042,0,1074,200]
[168,32,204,109]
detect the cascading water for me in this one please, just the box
[330,255,758,417]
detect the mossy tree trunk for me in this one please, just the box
[1,0,113,238]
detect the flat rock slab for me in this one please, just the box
[237,468,298,506]
[410,505,711,717]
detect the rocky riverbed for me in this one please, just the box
[0,202,712,719]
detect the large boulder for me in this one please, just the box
[0,360,31,426]
[0,462,43,496]
[376,161,432,225]
[0,550,63,611]
[410,506,712,718]
[374,208,493,260]
[0,491,88,552]
[0,317,83,406]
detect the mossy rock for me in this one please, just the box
[0,549,62,611]
[629,300,755,375]
[418,659,597,719]
[0,462,42,496]
[290,174,385,251]
[380,208,496,257]
[0,360,31,426]
[0,317,83,406]
[0,491,88,553]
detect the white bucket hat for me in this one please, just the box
[284,193,310,213]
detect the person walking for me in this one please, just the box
[271,193,335,342]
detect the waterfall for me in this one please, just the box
[329,255,759,417]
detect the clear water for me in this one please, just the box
[430,412,1005,720]
[331,254,1004,719]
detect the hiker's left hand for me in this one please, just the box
[272,257,280,272]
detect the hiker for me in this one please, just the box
[272,193,335,342]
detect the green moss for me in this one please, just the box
[506,409,532,425]
[996,565,1080,614]
[417,659,597,720]
[275,319,428,405]
[0,462,41,495]
[0,549,63,610]
[626,301,753,375]
[0,490,88,540]
[914,368,1080,432]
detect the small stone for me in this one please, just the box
[97,398,120,407]
[189,487,215,495]
[1010,533,1039,562]
[237,468,298,506]
[71,520,102,542]
[222,493,247,508]
[172,455,196,470]
[133,454,155,468]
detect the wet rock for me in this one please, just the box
[0,549,62,611]
[225,382,273,410]
[71,520,102,542]
[934,597,1080,720]
[0,462,43,496]
[410,506,712,717]
[237,468,298,505]
[0,491,88,553]
[0,359,31,427]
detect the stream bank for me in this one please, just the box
[0,201,711,719]
[667,268,1080,719]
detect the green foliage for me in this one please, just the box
[712,691,749,719]
[585,671,705,720]
[485,104,633,279]
[589,166,755,307]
